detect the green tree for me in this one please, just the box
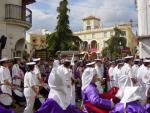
[47,0,82,56]
[102,27,127,57]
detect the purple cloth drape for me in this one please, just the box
[34,99,84,113]
[110,101,145,113]
[145,104,150,113]
[0,105,14,113]
[82,83,112,110]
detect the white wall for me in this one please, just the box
[2,24,26,57]
[137,0,150,36]
[139,39,150,58]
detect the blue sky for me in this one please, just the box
[27,0,137,32]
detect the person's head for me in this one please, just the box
[48,58,54,66]
[110,61,116,67]
[63,60,71,68]
[124,56,133,65]
[95,59,102,67]
[33,58,41,65]
[143,60,150,67]
[8,59,13,68]
[86,62,95,68]
[82,67,97,90]
[26,62,36,72]
[14,57,21,65]
[134,59,140,65]
[0,58,10,67]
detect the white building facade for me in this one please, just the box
[0,0,35,58]
[137,0,150,58]
[74,16,137,58]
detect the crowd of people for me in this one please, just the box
[0,56,150,113]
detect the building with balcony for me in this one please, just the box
[0,0,35,58]
[137,0,150,58]
[74,16,137,58]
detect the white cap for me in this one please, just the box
[86,62,95,66]
[26,62,36,65]
[33,58,41,62]
[14,57,21,59]
[95,59,102,61]
[124,56,133,59]
[0,57,9,62]
[143,59,150,63]
[64,59,71,63]
[134,59,140,62]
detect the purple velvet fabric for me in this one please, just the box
[74,71,80,78]
[145,104,150,113]
[34,99,84,113]
[0,105,14,113]
[110,101,145,113]
[82,83,112,110]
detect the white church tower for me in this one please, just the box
[137,0,150,58]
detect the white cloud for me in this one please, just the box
[28,0,137,32]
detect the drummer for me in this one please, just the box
[12,57,23,88]
[0,57,12,96]
[24,62,39,113]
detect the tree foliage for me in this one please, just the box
[47,0,82,56]
[102,27,127,57]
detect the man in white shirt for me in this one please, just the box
[33,58,42,87]
[0,58,12,95]
[112,61,124,88]
[24,62,39,113]
[12,57,22,88]
[108,61,116,88]
[132,59,140,85]
[137,60,148,85]
[120,56,134,84]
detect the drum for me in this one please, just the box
[0,93,13,108]
[34,95,45,111]
[12,89,25,102]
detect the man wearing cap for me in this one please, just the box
[112,60,124,88]
[132,59,140,85]
[0,58,12,95]
[120,56,134,84]
[24,62,39,113]
[12,57,22,88]
[137,59,148,85]
[33,58,42,87]
[0,59,13,113]
[108,61,116,89]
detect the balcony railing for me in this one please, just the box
[5,4,32,29]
